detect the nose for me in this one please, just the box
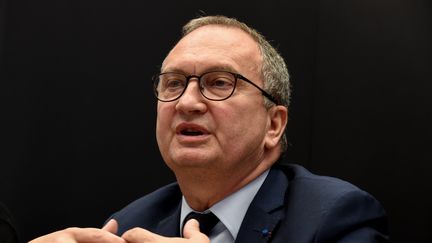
[175,79,208,114]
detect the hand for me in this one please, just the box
[121,219,210,243]
[28,219,125,243]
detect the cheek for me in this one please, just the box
[156,105,173,141]
[214,106,267,142]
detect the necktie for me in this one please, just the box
[182,212,219,236]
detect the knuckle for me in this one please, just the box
[89,231,105,240]
[64,227,79,232]
[64,227,106,241]
[47,229,74,243]
[125,227,157,241]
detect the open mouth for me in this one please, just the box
[176,123,209,137]
[181,128,205,136]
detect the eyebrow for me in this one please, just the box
[205,65,237,73]
[161,65,238,75]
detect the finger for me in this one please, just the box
[183,219,209,242]
[182,219,200,238]
[122,227,160,243]
[69,227,126,243]
[28,230,77,243]
[102,219,118,234]
[29,227,126,243]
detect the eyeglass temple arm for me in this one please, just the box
[237,75,280,105]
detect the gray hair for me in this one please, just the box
[182,15,290,153]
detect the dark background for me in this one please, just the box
[1,0,431,242]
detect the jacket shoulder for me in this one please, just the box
[279,163,385,218]
[281,163,363,197]
[274,163,388,242]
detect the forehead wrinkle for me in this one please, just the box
[162,50,241,75]
[161,25,262,79]
[163,48,260,78]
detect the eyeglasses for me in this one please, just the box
[153,71,279,104]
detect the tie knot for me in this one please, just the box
[182,212,219,236]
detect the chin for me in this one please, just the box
[168,151,216,169]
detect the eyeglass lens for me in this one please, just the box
[155,71,237,101]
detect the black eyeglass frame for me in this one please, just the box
[153,71,280,105]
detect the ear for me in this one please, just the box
[264,106,288,149]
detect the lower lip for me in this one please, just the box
[176,133,211,144]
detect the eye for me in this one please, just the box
[212,79,232,87]
[160,74,186,91]
[166,79,184,88]
[204,75,234,90]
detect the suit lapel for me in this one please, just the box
[235,166,289,243]
[155,201,181,237]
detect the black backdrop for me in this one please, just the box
[1,0,431,242]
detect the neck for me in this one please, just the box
[176,148,280,211]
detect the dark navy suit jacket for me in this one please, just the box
[110,164,389,242]
[0,202,19,243]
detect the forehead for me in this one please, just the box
[162,25,262,75]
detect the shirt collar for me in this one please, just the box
[180,170,269,239]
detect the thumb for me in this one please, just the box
[183,219,209,242]
[102,219,118,234]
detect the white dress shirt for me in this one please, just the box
[179,170,269,243]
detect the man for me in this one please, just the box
[30,15,388,243]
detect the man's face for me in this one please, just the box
[156,25,274,176]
